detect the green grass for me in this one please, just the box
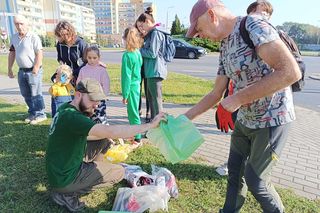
[0,55,212,105]
[0,100,319,212]
[300,51,320,57]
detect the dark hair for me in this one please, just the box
[85,45,100,58]
[247,0,273,16]
[136,6,155,24]
[146,7,153,17]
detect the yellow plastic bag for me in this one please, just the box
[104,144,131,163]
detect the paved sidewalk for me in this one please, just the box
[0,75,319,199]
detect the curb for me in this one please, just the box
[309,75,320,81]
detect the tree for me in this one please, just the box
[171,15,182,35]
[277,22,320,44]
[288,25,306,43]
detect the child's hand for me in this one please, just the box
[122,99,128,104]
[99,61,106,68]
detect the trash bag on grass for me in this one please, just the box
[112,186,170,212]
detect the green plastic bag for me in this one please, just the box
[147,114,204,164]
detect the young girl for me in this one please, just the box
[77,46,110,124]
[49,64,75,117]
[121,27,143,143]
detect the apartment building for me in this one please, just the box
[0,0,46,36]
[66,0,114,35]
[115,0,155,35]
[66,0,155,45]
[1,0,96,42]
[43,0,96,42]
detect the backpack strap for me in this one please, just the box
[239,16,255,49]
[239,16,258,61]
[278,30,302,55]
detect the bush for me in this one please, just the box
[188,37,220,52]
[40,35,56,47]
[171,36,220,52]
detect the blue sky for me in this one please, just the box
[153,0,320,29]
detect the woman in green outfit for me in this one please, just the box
[121,27,144,143]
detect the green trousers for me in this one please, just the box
[126,84,141,140]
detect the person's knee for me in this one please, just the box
[112,164,125,182]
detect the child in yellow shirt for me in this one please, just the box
[49,65,75,117]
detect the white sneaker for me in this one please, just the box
[30,116,47,125]
[24,115,35,123]
[216,163,228,176]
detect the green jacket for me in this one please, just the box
[121,50,143,99]
[140,28,168,79]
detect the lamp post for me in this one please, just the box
[166,6,174,33]
[317,20,320,45]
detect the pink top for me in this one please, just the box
[77,64,110,95]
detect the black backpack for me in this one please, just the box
[156,29,176,62]
[239,16,306,92]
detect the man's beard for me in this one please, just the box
[79,98,94,117]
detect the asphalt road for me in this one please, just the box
[44,50,320,112]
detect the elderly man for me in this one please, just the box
[47,78,165,211]
[185,0,301,213]
[8,15,46,124]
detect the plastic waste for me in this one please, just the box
[112,186,170,212]
[104,144,131,163]
[147,114,204,164]
[151,165,179,198]
[121,163,156,188]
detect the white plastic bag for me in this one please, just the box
[112,186,170,212]
[151,165,179,198]
[121,164,156,187]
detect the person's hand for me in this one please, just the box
[220,95,241,113]
[149,112,166,128]
[32,68,38,75]
[99,61,106,68]
[122,98,128,104]
[215,104,234,133]
[8,69,15,78]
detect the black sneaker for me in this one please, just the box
[134,138,141,143]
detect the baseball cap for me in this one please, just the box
[186,0,224,38]
[76,78,107,101]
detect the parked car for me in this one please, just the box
[173,39,207,59]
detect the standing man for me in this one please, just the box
[8,15,46,124]
[47,78,165,211]
[185,0,301,213]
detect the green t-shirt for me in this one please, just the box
[46,103,95,188]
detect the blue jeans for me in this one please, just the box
[51,96,72,117]
[18,68,45,117]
